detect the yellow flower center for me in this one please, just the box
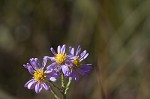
[55,53,66,64]
[33,69,45,82]
[72,58,80,67]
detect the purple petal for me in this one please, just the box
[65,61,76,67]
[80,53,89,61]
[61,44,66,53]
[77,68,85,76]
[43,56,55,62]
[25,79,36,89]
[62,65,71,76]
[46,70,59,80]
[50,47,56,55]
[45,70,53,74]
[27,66,34,75]
[23,64,28,69]
[30,58,40,70]
[24,79,34,87]
[49,77,57,82]
[80,50,87,57]
[57,45,61,53]
[35,83,42,93]
[42,56,53,69]
[83,53,89,59]
[69,56,78,60]
[66,55,72,59]
[42,56,47,68]
[23,63,31,69]
[50,57,56,61]
[42,83,50,91]
[47,62,57,70]
[71,71,79,81]
[79,50,87,61]
[69,46,73,54]
[23,63,35,74]
[69,47,74,55]
[79,64,92,74]
[46,70,59,76]
[76,45,81,56]
[56,66,61,72]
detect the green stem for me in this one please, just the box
[62,93,66,99]
[61,73,65,88]
[50,81,61,91]
[61,73,66,99]
[65,77,72,95]
[50,87,60,99]
[47,81,60,99]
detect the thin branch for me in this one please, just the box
[47,81,60,99]
[65,77,72,95]
[61,73,65,88]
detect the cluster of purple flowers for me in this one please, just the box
[23,44,92,93]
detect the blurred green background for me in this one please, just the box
[0,0,150,99]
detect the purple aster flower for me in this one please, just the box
[46,44,71,74]
[23,57,58,93]
[62,45,92,81]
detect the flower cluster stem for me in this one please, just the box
[47,74,72,99]
[61,73,65,88]
[48,81,60,99]
[62,93,66,99]
[61,74,72,99]
[50,88,60,99]
[61,73,66,99]
[65,77,72,95]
